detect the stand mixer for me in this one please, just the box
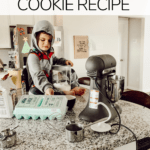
[79,54,124,122]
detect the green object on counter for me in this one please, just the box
[13,95,68,120]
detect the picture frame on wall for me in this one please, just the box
[73,35,89,59]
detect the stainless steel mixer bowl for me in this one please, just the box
[105,75,125,102]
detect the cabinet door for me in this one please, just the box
[0,16,11,48]
[34,16,54,25]
[10,16,34,26]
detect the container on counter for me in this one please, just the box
[13,95,68,120]
[8,68,22,89]
[21,80,26,95]
[52,65,71,91]
[0,128,17,149]
[0,76,17,118]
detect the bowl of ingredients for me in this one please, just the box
[65,95,76,110]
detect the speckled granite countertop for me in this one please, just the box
[1,89,150,150]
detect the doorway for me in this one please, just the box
[118,17,128,89]
[118,17,143,91]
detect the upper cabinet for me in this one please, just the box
[10,15,54,26]
[0,16,11,48]
[0,15,54,48]
[10,16,34,26]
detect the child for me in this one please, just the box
[27,20,85,96]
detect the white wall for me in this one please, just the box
[142,16,150,92]
[0,49,9,67]
[128,18,143,90]
[63,16,119,78]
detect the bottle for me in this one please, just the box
[21,57,28,94]
[22,57,29,92]
[22,80,26,95]
[22,65,27,80]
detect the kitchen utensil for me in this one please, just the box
[0,128,17,148]
[52,65,71,91]
[66,121,83,142]
[91,122,111,132]
[106,75,125,102]
[66,117,111,142]
[79,54,124,122]
[66,95,76,110]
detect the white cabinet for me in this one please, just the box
[10,15,54,26]
[10,15,34,26]
[0,16,11,48]
[0,15,54,48]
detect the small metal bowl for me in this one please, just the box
[1,129,10,137]
[0,129,16,148]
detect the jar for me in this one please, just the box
[52,65,71,91]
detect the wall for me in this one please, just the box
[128,18,143,90]
[142,16,150,92]
[63,16,119,78]
[54,15,63,26]
[0,49,9,67]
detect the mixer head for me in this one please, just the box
[85,54,124,102]
[85,54,116,78]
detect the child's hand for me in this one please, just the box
[45,88,54,95]
[65,60,73,67]
[63,91,75,96]
[71,87,86,96]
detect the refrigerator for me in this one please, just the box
[9,25,64,69]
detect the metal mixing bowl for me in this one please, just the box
[105,75,125,102]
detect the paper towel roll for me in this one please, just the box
[8,69,22,89]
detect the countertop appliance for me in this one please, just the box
[79,54,124,122]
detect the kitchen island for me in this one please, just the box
[1,88,150,150]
